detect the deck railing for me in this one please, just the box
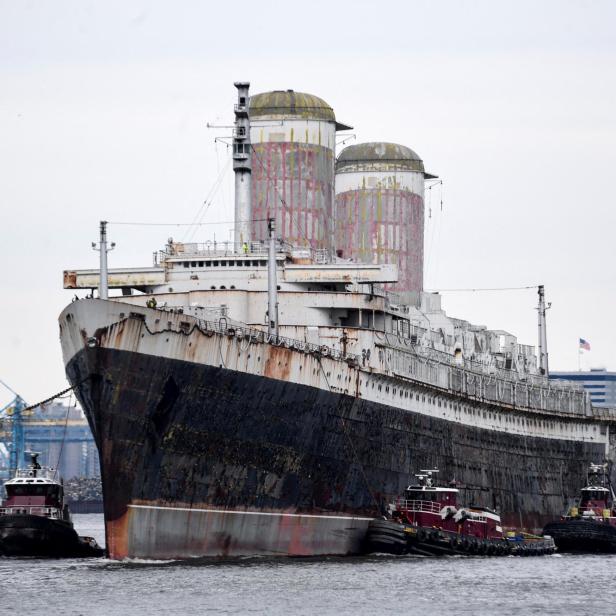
[140,311,362,365]
[395,499,442,514]
[13,468,55,480]
[0,506,63,518]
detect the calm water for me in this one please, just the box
[2,514,615,615]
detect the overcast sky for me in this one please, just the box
[1,0,614,404]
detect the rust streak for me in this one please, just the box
[263,346,292,381]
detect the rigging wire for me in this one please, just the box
[108,218,267,227]
[429,182,444,285]
[184,157,232,242]
[425,285,538,293]
[53,394,73,480]
[424,182,439,281]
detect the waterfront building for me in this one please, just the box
[550,369,616,408]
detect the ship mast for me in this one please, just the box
[92,220,114,300]
[267,217,279,338]
[537,284,550,376]
[233,82,251,248]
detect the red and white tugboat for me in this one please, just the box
[0,453,104,557]
[365,470,555,557]
[543,463,616,553]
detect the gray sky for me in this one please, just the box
[1,0,614,404]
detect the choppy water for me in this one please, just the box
[2,514,616,615]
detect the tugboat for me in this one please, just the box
[0,452,104,557]
[543,463,616,553]
[364,470,555,557]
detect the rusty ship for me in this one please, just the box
[58,83,614,559]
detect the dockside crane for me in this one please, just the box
[0,378,28,477]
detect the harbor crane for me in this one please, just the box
[0,378,28,477]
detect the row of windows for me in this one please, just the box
[181,260,267,269]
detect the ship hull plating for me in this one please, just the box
[66,344,605,560]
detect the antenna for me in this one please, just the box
[267,217,279,338]
[92,221,115,300]
[232,82,252,248]
[537,285,550,376]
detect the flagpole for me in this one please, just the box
[578,346,581,372]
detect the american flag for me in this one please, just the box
[579,338,591,351]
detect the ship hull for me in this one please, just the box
[65,336,606,560]
[107,503,369,558]
[0,514,95,557]
[542,519,616,553]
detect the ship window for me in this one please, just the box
[183,262,189,268]
[206,261,212,267]
[582,490,607,501]
[260,260,266,266]
[191,261,196,267]
[406,490,435,501]
[198,261,204,267]
[213,261,219,267]
[252,260,259,266]
[220,261,226,267]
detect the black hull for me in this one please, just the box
[0,515,103,558]
[542,520,616,553]
[65,342,605,559]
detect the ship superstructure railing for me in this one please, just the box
[395,499,442,515]
[195,319,361,364]
[379,331,584,392]
[0,506,63,518]
[158,239,332,264]
[376,337,590,416]
[148,309,362,365]
[161,240,271,259]
[139,308,591,416]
